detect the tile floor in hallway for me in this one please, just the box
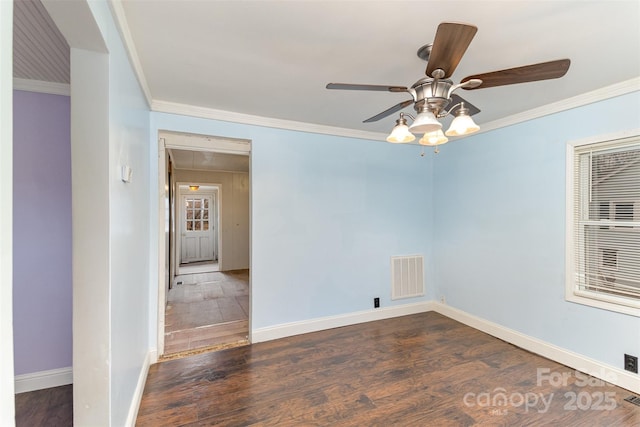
[164,269,249,355]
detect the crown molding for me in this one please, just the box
[477,77,640,135]
[13,78,70,96]
[152,100,388,141]
[152,78,639,142]
[108,0,152,108]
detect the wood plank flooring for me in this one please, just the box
[137,312,640,426]
[15,384,72,427]
[165,270,249,355]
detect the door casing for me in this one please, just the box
[156,131,251,359]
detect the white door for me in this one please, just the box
[181,194,215,263]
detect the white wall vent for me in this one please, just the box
[391,255,425,300]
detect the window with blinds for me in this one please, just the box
[568,134,640,315]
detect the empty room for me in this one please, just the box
[3,1,640,426]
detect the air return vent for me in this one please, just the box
[391,255,425,300]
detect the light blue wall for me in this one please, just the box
[88,2,151,425]
[433,91,640,369]
[250,130,433,328]
[150,114,434,337]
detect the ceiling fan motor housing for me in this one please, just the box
[412,78,453,115]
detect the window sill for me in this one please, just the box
[566,290,640,317]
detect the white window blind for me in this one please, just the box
[572,136,640,308]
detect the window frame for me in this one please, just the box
[565,129,640,317]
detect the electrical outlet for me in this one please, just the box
[625,354,638,373]
[440,296,446,304]
[374,297,380,308]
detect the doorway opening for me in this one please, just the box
[158,132,251,358]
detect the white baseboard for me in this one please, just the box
[431,302,640,394]
[14,367,73,394]
[252,300,434,343]
[125,351,153,427]
[149,349,158,365]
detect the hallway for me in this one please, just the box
[164,269,249,355]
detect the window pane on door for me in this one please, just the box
[184,196,212,236]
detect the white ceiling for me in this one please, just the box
[169,149,249,173]
[12,1,640,136]
[120,0,640,135]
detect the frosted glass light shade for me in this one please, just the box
[419,129,448,146]
[386,123,416,143]
[445,114,479,136]
[408,110,442,134]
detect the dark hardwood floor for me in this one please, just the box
[136,312,640,426]
[15,384,72,427]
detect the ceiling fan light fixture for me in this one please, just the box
[408,110,442,134]
[386,114,416,143]
[445,105,479,136]
[419,129,448,146]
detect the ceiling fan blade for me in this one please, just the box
[426,22,477,79]
[460,59,571,90]
[326,83,408,93]
[363,99,414,123]
[449,94,480,116]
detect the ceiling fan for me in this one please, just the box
[326,22,570,145]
